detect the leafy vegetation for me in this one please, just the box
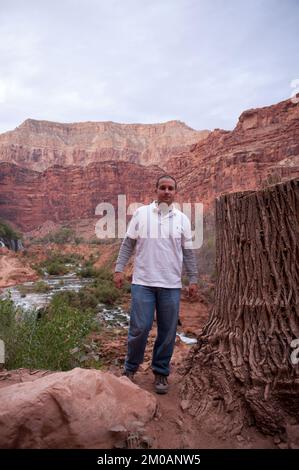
[0,219,22,240]
[80,265,122,304]
[88,238,117,245]
[91,280,121,305]
[36,227,76,244]
[0,296,98,371]
[34,251,83,276]
[18,280,51,296]
[78,263,112,279]
[0,239,130,371]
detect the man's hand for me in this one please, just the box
[188,283,198,300]
[114,272,124,289]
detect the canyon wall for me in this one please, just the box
[0,97,299,233]
[167,97,299,207]
[0,161,162,232]
[0,119,209,171]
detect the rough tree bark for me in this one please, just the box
[182,178,299,437]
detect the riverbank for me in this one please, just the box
[0,248,38,289]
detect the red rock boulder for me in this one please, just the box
[0,368,157,448]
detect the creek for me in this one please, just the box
[0,271,196,343]
[0,270,130,329]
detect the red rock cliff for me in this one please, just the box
[167,98,299,207]
[0,161,163,231]
[0,119,209,171]
[0,98,299,232]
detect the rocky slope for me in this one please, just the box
[0,247,38,288]
[167,97,299,207]
[0,119,209,171]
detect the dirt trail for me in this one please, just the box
[130,363,275,449]
[104,297,275,449]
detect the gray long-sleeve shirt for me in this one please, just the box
[115,236,198,284]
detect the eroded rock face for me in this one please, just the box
[0,119,209,171]
[0,367,157,448]
[0,161,163,231]
[167,98,299,208]
[0,98,299,232]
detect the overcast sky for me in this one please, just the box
[0,0,298,133]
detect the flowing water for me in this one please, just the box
[1,272,92,312]
[0,271,130,328]
[0,272,196,342]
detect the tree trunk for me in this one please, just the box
[181,178,299,437]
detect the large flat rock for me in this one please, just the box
[0,367,157,448]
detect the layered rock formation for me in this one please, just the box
[0,97,298,232]
[0,119,209,171]
[167,97,299,207]
[0,161,163,231]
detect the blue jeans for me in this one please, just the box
[125,284,181,376]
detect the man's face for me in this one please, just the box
[156,178,176,206]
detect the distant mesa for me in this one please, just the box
[0,118,210,171]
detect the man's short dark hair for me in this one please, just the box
[156,175,177,190]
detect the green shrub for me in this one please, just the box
[95,267,113,281]
[49,291,78,308]
[31,264,44,276]
[0,297,96,371]
[46,261,68,275]
[59,253,83,264]
[78,265,98,278]
[78,263,113,281]
[44,252,82,265]
[92,280,121,305]
[88,238,118,245]
[33,280,51,293]
[77,289,99,309]
[35,252,83,276]
[50,289,99,311]
[122,281,131,294]
[0,219,22,240]
[45,227,75,244]
[17,281,51,295]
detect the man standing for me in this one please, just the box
[114,175,198,394]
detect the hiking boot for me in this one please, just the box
[154,374,169,394]
[122,369,135,381]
